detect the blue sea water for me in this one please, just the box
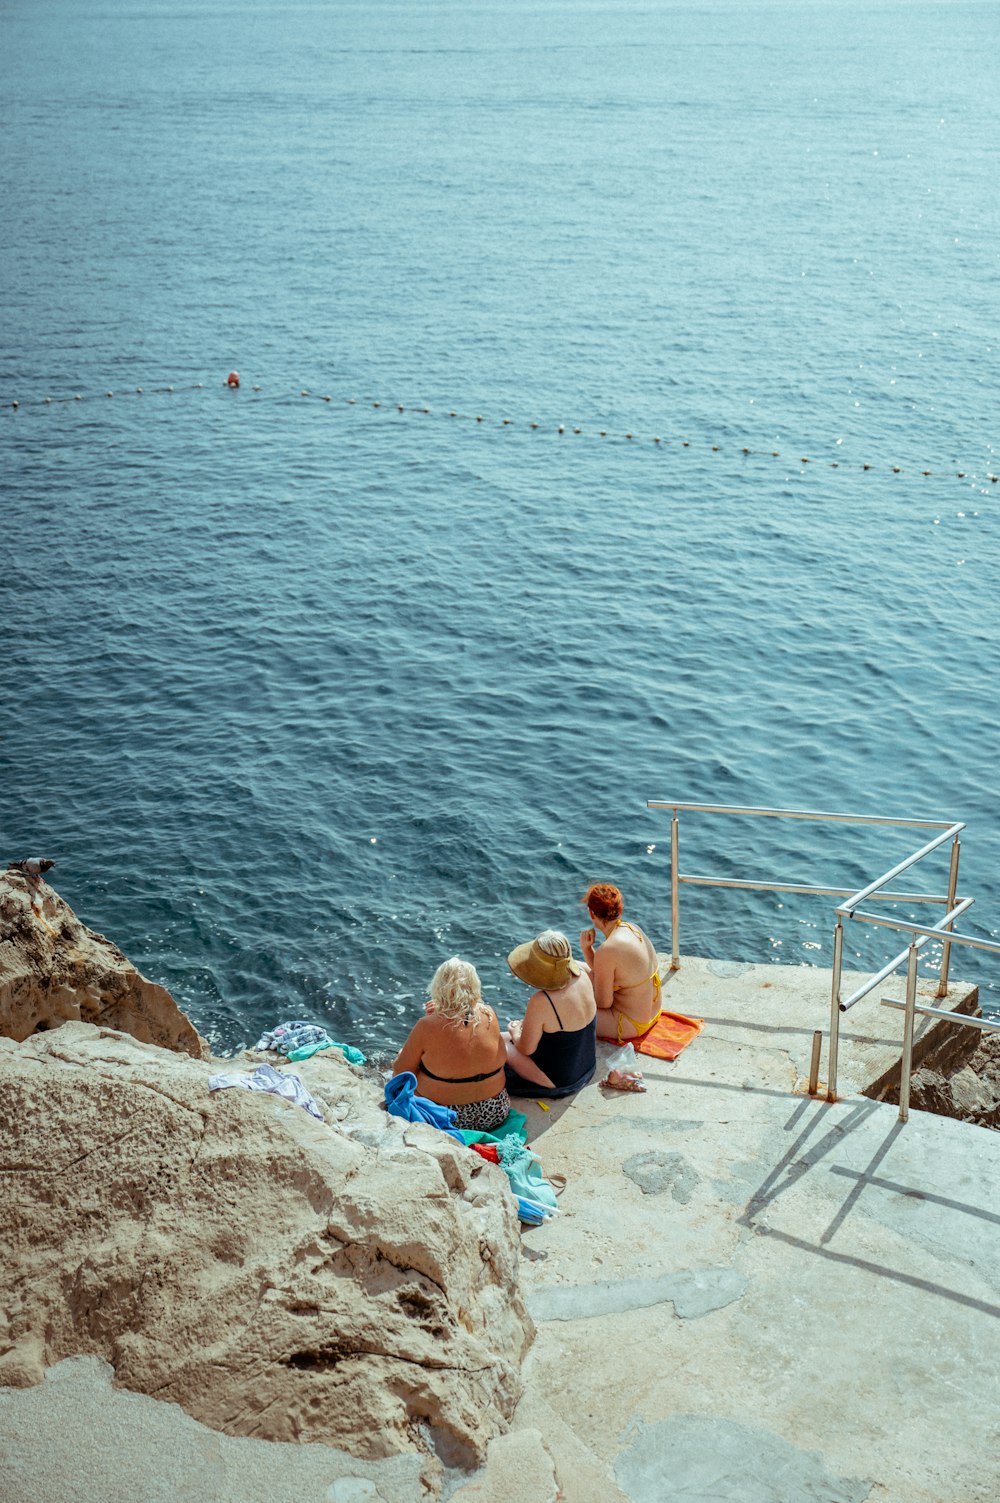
[3,0,999,1054]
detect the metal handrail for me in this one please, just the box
[646,799,972,1120]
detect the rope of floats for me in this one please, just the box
[6,373,998,485]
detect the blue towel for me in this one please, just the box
[384,1072,466,1144]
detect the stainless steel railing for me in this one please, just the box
[645,800,993,1120]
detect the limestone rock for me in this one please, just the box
[0,870,204,1057]
[0,1023,533,1487]
[908,1030,1000,1130]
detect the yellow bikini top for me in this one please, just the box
[612,920,661,990]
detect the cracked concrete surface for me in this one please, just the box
[489,956,1000,1503]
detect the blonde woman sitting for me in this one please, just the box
[392,957,510,1132]
[504,930,597,1098]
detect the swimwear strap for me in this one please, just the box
[420,1062,504,1085]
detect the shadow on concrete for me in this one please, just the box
[754,1224,1000,1320]
[740,1098,879,1221]
[818,1119,905,1245]
[827,1166,1000,1229]
[699,1012,903,1048]
[513,1092,579,1142]
[738,1106,1000,1317]
[644,1071,808,1101]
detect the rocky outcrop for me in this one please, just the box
[907,1029,1000,1130]
[0,870,204,1057]
[0,1023,533,1491]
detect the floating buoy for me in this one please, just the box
[893,466,901,474]
[558,425,565,433]
[531,422,539,429]
[106,391,113,398]
[322,394,331,402]
[74,394,81,401]
[654,436,662,444]
[226,371,240,389]
[476,415,483,422]
[626,432,633,440]
[863,463,871,470]
[711,445,719,451]
[397,404,404,412]
[136,387,143,394]
[11,400,18,409]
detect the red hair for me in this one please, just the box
[583,883,623,922]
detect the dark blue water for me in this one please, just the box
[4,0,999,1052]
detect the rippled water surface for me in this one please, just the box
[3,0,999,1051]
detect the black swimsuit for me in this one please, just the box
[505,991,597,1099]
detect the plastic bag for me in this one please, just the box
[601,1042,646,1093]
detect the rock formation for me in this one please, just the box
[0,875,534,1488]
[0,1023,533,1491]
[0,869,204,1056]
[907,1029,1000,1130]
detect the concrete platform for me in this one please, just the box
[1,958,997,1503]
[459,957,999,1503]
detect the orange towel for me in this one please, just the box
[633,1010,704,1062]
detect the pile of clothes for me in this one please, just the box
[384,1071,560,1224]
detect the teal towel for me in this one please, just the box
[457,1107,528,1147]
[286,1039,367,1066]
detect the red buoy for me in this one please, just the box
[226,371,240,389]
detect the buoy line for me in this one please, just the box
[4,379,997,485]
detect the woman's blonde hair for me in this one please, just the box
[429,956,484,1022]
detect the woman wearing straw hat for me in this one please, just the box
[504,930,597,1098]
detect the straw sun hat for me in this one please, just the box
[507,931,581,991]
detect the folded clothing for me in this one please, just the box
[256,1019,366,1066]
[208,1063,324,1121]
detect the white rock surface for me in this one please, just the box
[0,870,204,1056]
[0,1022,533,1487]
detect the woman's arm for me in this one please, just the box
[392,1017,428,1076]
[590,941,617,1011]
[512,992,547,1058]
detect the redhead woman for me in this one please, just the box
[580,882,662,1043]
[504,930,597,1098]
[392,957,510,1132]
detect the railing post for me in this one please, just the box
[827,916,844,1101]
[898,940,920,1123]
[936,835,961,998]
[670,811,680,969]
[807,1030,822,1096]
